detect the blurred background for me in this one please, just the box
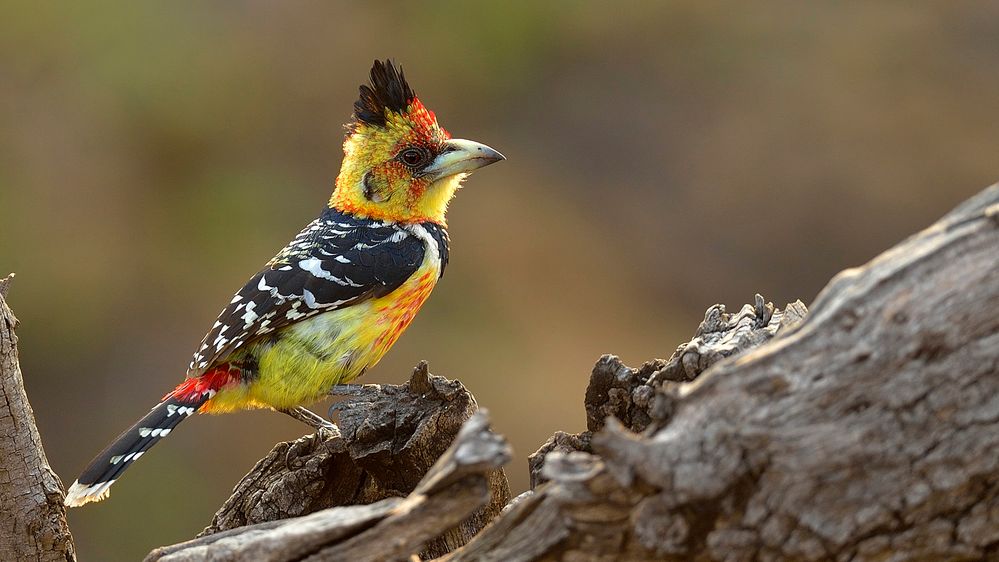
[2,2,997,560]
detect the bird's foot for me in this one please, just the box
[281,406,337,433]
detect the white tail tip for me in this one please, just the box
[64,479,115,507]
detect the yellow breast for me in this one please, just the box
[204,255,441,413]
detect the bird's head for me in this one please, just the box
[329,60,504,225]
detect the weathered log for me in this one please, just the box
[144,411,511,562]
[0,274,77,561]
[145,183,998,561]
[452,183,999,561]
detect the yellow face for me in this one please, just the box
[329,79,503,226]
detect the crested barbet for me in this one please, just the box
[65,60,504,507]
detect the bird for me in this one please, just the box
[64,59,504,507]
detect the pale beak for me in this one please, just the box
[421,138,505,181]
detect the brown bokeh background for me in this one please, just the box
[2,3,997,560]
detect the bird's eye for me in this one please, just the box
[399,147,430,168]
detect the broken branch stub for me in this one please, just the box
[201,361,510,559]
[529,295,807,489]
[147,411,511,562]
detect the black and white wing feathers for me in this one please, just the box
[188,213,427,376]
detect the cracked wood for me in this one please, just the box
[0,274,77,561]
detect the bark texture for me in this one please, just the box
[454,184,999,561]
[0,275,77,561]
[528,295,809,489]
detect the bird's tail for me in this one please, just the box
[64,370,234,507]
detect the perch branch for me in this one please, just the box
[187,362,508,559]
[145,411,510,562]
[0,274,77,561]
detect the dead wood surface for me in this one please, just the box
[0,274,77,561]
[452,184,999,561]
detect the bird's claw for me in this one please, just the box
[282,406,337,433]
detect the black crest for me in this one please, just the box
[353,59,416,127]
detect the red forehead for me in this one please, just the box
[404,99,451,142]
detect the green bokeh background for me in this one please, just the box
[2,2,997,560]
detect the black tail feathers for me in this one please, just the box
[64,395,205,507]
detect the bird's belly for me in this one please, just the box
[211,265,439,411]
